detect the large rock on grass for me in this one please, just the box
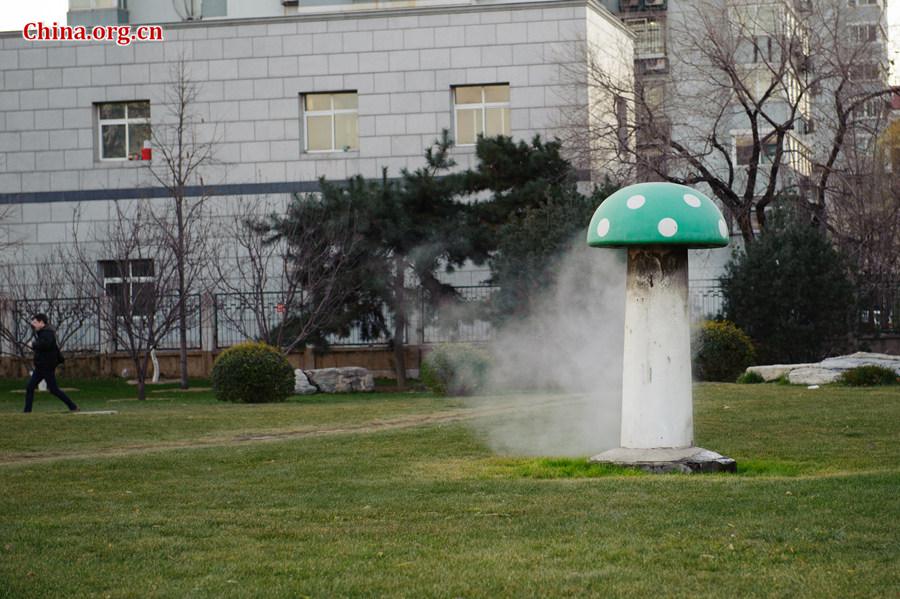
[746,352,900,385]
[305,367,375,393]
[294,369,318,395]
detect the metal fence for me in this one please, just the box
[5,294,201,354]
[214,291,395,348]
[5,280,897,357]
[118,293,203,351]
[858,283,899,334]
[12,297,102,353]
[422,285,499,344]
[689,281,726,322]
[214,291,286,349]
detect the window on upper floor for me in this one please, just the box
[850,62,883,81]
[735,134,779,166]
[97,101,151,161]
[202,0,227,18]
[453,84,510,146]
[302,92,359,152]
[70,0,126,9]
[853,98,885,120]
[99,259,155,317]
[625,18,665,58]
[849,24,880,43]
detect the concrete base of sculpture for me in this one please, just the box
[589,447,736,474]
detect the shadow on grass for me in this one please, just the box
[478,457,809,479]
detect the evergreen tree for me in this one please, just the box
[720,206,856,364]
[455,135,617,322]
[270,132,476,387]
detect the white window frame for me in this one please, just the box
[452,84,511,147]
[100,259,155,317]
[302,92,359,153]
[70,0,126,9]
[97,101,150,162]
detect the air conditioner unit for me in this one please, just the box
[645,0,665,7]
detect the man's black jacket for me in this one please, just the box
[32,327,61,370]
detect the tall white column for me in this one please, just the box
[620,247,693,449]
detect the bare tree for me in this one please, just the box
[68,201,187,401]
[827,124,900,331]
[213,193,367,355]
[212,196,295,348]
[146,58,218,389]
[0,247,99,368]
[573,0,896,243]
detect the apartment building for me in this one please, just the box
[604,0,893,195]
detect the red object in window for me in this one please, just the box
[275,303,286,314]
[141,140,151,161]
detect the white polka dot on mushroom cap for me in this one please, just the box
[683,194,702,208]
[596,218,610,237]
[718,219,728,238]
[658,218,678,237]
[626,194,646,209]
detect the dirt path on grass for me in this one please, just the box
[0,399,570,467]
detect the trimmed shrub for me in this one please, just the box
[736,371,765,384]
[211,341,295,403]
[421,343,492,396]
[838,365,899,387]
[694,320,756,382]
[720,206,855,364]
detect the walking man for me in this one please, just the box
[23,313,79,413]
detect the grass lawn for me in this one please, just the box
[0,379,898,598]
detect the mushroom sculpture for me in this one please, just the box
[587,182,736,473]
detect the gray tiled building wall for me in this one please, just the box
[0,0,633,267]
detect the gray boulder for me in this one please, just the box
[294,369,318,395]
[747,352,900,385]
[305,367,375,393]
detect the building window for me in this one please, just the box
[625,18,665,58]
[99,259,155,317]
[849,24,879,43]
[850,62,882,81]
[853,98,884,120]
[97,101,151,161]
[453,84,511,146]
[202,0,227,18]
[735,135,779,166]
[70,0,125,9]
[302,92,358,152]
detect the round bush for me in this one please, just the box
[211,341,295,403]
[421,343,492,396]
[838,365,899,387]
[694,320,756,382]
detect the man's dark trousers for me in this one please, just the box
[24,367,78,412]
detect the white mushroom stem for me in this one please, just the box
[620,247,693,449]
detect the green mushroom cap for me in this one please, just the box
[586,182,730,249]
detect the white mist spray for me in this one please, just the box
[468,242,627,457]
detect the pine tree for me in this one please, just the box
[456,135,617,322]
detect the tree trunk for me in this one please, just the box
[135,365,146,401]
[736,211,756,245]
[176,195,189,389]
[392,258,407,389]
